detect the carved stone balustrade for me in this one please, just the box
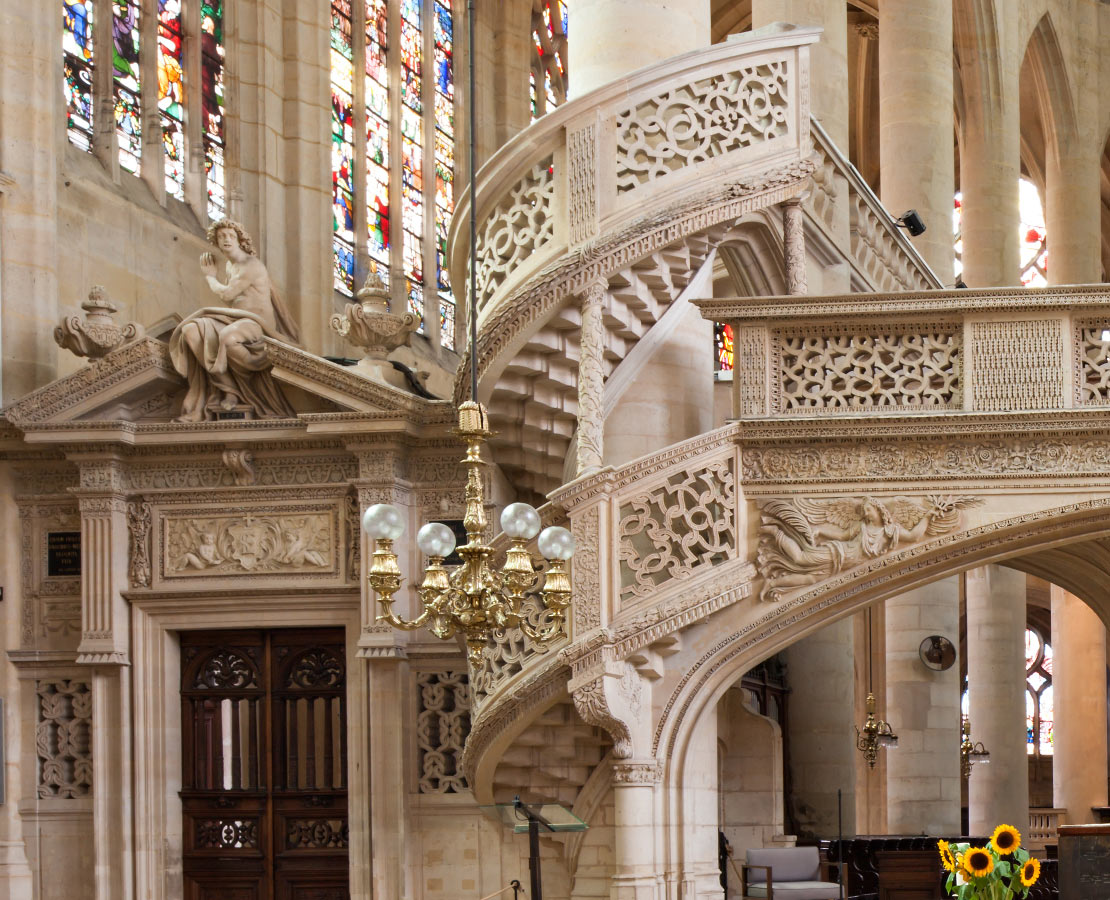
[54,286,144,360]
[449,25,822,400]
[694,283,1110,420]
[807,120,941,293]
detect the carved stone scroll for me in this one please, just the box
[756,494,981,601]
[127,500,152,588]
[572,676,634,759]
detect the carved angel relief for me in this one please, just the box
[165,514,333,577]
[756,495,981,602]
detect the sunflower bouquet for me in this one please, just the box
[938,825,1041,899]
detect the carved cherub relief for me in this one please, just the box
[756,495,981,601]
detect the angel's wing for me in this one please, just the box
[795,496,860,532]
[923,495,984,535]
[760,499,818,546]
[884,497,929,530]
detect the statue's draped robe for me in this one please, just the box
[169,302,298,422]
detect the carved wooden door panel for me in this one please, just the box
[181,629,349,900]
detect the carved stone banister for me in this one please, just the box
[807,117,941,293]
[449,26,821,401]
[693,283,1110,420]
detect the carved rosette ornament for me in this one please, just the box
[331,273,419,389]
[54,286,144,360]
[756,494,982,602]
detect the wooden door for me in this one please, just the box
[181,629,349,900]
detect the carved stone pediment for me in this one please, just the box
[3,335,451,432]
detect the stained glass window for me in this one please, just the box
[112,0,142,174]
[1019,178,1047,287]
[329,0,458,349]
[201,0,226,219]
[401,0,425,326]
[1025,627,1053,755]
[366,0,390,279]
[530,0,567,120]
[157,0,185,199]
[63,1,96,152]
[715,323,734,372]
[331,0,357,295]
[434,0,455,349]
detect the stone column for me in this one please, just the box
[72,458,134,900]
[364,651,412,898]
[785,618,856,839]
[1046,148,1101,286]
[568,0,710,95]
[1051,586,1108,825]
[577,281,606,475]
[751,0,849,149]
[878,0,954,283]
[885,577,961,834]
[782,199,808,296]
[679,708,722,897]
[611,761,663,899]
[965,566,1028,835]
[956,15,1020,288]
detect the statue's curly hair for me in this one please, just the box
[206,218,255,255]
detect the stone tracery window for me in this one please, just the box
[530,0,568,120]
[1019,178,1048,287]
[331,0,457,351]
[1025,626,1053,756]
[62,0,226,220]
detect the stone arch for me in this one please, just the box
[1020,12,1079,185]
[656,496,1110,793]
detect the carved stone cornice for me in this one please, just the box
[4,338,179,428]
[693,282,1110,323]
[611,760,663,785]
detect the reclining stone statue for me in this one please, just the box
[169,218,300,422]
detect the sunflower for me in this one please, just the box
[937,839,957,873]
[962,847,994,878]
[990,823,1021,855]
[1021,857,1041,887]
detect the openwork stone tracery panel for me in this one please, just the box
[36,679,92,798]
[618,456,736,603]
[1076,320,1110,406]
[415,670,471,794]
[774,325,961,412]
[474,157,556,311]
[615,61,790,192]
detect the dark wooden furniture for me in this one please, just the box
[875,850,944,900]
[181,628,349,900]
[1059,824,1110,900]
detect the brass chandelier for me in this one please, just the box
[960,715,990,779]
[360,0,576,664]
[856,606,898,768]
[361,401,574,666]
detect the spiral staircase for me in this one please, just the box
[446,22,946,893]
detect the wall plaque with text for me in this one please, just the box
[46,532,81,578]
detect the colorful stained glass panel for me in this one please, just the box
[157,0,185,198]
[366,0,390,273]
[112,0,142,173]
[715,323,734,371]
[331,0,356,295]
[201,0,226,218]
[63,1,95,151]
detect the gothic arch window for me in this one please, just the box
[530,0,567,120]
[952,179,1048,286]
[331,0,457,351]
[1025,626,1053,756]
[62,0,226,220]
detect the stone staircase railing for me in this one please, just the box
[807,118,941,292]
[463,424,756,791]
[1027,808,1065,852]
[448,25,822,403]
[694,284,1110,419]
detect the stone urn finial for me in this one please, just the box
[54,285,144,360]
[330,271,421,388]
